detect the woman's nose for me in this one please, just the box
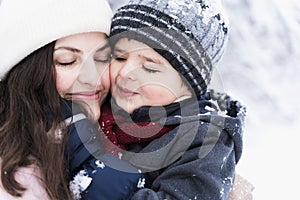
[77,57,100,87]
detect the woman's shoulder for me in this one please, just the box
[0,158,50,200]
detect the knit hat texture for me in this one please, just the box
[110,0,229,96]
[0,0,112,79]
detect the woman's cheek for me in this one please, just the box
[55,71,73,96]
[101,68,111,90]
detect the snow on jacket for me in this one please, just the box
[100,90,246,200]
[61,100,145,200]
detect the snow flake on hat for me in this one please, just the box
[196,0,228,26]
[166,0,195,20]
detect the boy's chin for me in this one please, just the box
[115,98,137,114]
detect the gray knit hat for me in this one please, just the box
[110,0,229,96]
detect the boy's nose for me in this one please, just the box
[118,60,137,80]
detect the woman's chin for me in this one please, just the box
[73,100,101,121]
[87,103,101,121]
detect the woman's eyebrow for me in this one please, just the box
[54,46,81,53]
[54,43,110,53]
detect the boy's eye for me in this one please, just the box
[116,57,126,61]
[143,65,160,73]
[112,54,126,61]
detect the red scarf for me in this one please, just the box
[99,103,175,154]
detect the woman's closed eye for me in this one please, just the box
[54,53,77,67]
[94,50,112,63]
[56,60,76,67]
[94,55,111,63]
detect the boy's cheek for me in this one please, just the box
[141,85,176,105]
[109,65,120,81]
[109,75,117,87]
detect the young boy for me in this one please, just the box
[99,0,247,199]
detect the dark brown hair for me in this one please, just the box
[0,42,72,199]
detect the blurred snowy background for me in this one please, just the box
[215,0,300,199]
[109,0,300,199]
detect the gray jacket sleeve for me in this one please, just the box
[130,123,238,200]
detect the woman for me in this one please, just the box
[0,0,117,199]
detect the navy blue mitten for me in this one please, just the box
[70,154,145,200]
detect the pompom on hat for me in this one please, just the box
[0,0,112,79]
[110,0,229,96]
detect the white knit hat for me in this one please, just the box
[0,0,112,78]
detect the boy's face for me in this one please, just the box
[110,38,192,114]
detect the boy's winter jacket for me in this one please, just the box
[99,90,246,200]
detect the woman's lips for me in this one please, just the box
[68,90,101,101]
